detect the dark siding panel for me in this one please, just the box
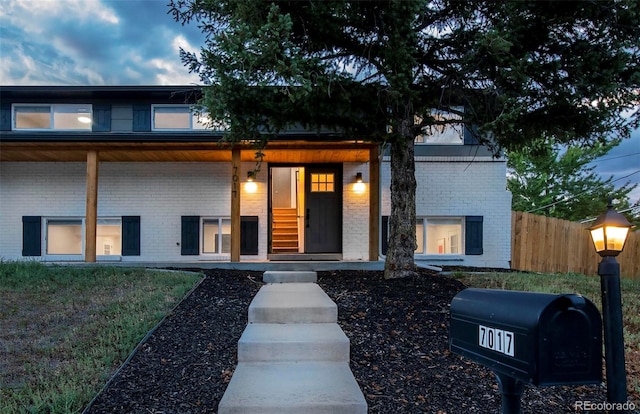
[465,216,484,255]
[132,104,151,132]
[22,216,42,256]
[240,216,259,255]
[0,103,10,131]
[381,216,389,255]
[122,216,141,256]
[463,124,480,145]
[181,216,200,255]
[92,104,111,132]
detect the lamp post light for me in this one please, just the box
[588,200,634,408]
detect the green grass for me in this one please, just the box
[454,271,640,401]
[0,261,201,414]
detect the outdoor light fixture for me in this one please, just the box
[353,172,366,194]
[588,201,633,256]
[245,171,257,193]
[588,199,634,408]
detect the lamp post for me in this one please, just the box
[588,200,634,408]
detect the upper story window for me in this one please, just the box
[152,105,210,131]
[415,107,464,145]
[13,104,93,131]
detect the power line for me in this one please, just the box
[592,152,640,163]
[526,169,640,214]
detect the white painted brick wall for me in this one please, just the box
[0,162,269,262]
[342,163,370,261]
[1,158,510,266]
[381,159,512,268]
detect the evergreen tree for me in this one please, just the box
[170,0,640,278]
[507,139,639,223]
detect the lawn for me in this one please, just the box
[0,262,201,414]
[455,271,640,402]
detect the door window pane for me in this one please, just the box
[47,220,83,254]
[311,173,335,192]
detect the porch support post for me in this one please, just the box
[231,148,241,262]
[369,146,380,261]
[85,150,99,263]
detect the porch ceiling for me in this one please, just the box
[0,141,374,163]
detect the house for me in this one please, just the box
[0,86,512,268]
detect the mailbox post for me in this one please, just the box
[588,201,634,409]
[450,289,602,414]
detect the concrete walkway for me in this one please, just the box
[218,271,367,414]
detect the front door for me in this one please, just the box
[305,165,342,253]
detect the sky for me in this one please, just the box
[1,0,639,209]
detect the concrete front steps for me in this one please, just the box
[218,271,367,414]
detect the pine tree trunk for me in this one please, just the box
[383,129,418,279]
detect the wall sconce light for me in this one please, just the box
[245,171,258,193]
[353,172,366,194]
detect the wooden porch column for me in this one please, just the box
[85,150,99,263]
[369,146,380,261]
[231,148,241,262]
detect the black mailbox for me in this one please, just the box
[450,288,602,386]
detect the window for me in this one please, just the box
[424,218,463,254]
[202,218,231,254]
[97,218,122,256]
[152,105,211,131]
[46,219,83,255]
[310,173,335,192]
[13,104,92,130]
[45,217,122,256]
[415,107,464,145]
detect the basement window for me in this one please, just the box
[202,218,231,254]
[45,217,122,256]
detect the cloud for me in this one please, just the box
[0,0,203,85]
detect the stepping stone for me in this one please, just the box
[238,323,349,363]
[248,283,337,324]
[217,361,367,414]
[263,270,317,283]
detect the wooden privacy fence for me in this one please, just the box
[511,211,640,280]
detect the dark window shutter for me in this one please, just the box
[381,216,389,255]
[240,216,259,255]
[463,124,480,145]
[465,216,484,255]
[122,216,141,256]
[0,103,10,131]
[181,216,200,255]
[22,216,42,256]
[132,104,151,132]
[92,104,111,132]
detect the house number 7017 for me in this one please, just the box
[479,325,515,357]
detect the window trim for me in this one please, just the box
[12,103,93,131]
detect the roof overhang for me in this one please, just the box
[0,141,375,163]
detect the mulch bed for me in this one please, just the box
[85,268,611,413]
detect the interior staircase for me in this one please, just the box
[271,208,299,253]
